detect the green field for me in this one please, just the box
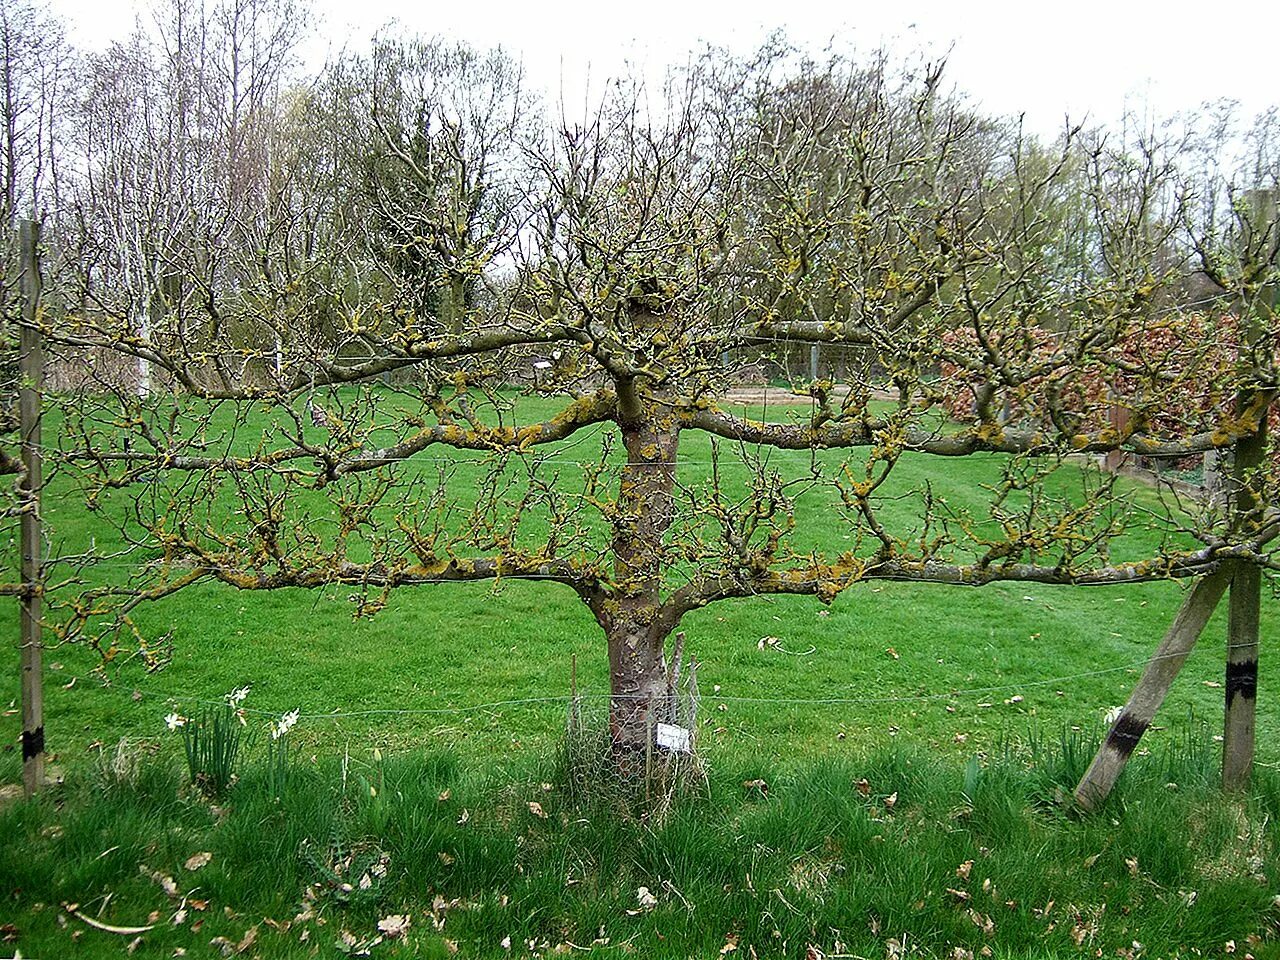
[1,390,1277,958]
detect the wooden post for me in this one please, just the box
[1074,569,1230,810]
[1221,405,1266,791]
[18,219,45,798]
[1103,399,1131,474]
[808,344,820,382]
[1221,189,1274,789]
[1223,562,1260,788]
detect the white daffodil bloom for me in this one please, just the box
[165,712,186,730]
[272,708,300,740]
[226,685,251,706]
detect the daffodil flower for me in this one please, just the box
[271,708,300,740]
[226,685,251,707]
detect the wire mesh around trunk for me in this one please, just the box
[559,661,706,818]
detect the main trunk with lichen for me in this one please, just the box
[597,382,681,759]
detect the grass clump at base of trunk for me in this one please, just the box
[1,727,1278,960]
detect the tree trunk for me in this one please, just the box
[606,403,679,758]
[603,316,681,760]
[606,619,669,758]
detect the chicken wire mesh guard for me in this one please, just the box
[559,662,707,814]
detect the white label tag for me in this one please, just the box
[655,722,691,753]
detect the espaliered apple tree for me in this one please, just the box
[37,35,1278,784]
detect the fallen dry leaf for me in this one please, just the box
[957,860,974,880]
[377,914,411,938]
[184,852,212,872]
[527,800,548,819]
[855,778,871,796]
[236,926,258,954]
[152,872,179,897]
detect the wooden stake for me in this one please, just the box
[1223,187,1275,789]
[1221,381,1266,790]
[1074,569,1230,810]
[18,219,45,798]
[1223,562,1260,789]
[667,630,685,724]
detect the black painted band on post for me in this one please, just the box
[1105,714,1149,759]
[1226,659,1259,702]
[21,726,44,761]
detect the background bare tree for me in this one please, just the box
[69,0,305,396]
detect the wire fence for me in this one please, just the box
[56,644,1241,726]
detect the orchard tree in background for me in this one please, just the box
[11,21,1278,780]
[69,0,307,394]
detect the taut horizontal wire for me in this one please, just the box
[65,646,1240,725]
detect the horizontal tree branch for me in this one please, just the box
[657,520,1280,633]
[72,555,607,615]
[42,318,588,400]
[680,391,1275,458]
[62,391,617,477]
[333,389,616,475]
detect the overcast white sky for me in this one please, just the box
[49,0,1279,140]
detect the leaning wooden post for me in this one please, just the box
[1074,569,1230,810]
[18,218,45,798]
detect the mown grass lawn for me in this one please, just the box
[0,388,1277,958]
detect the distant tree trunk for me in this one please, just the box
[136,284,155,398]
